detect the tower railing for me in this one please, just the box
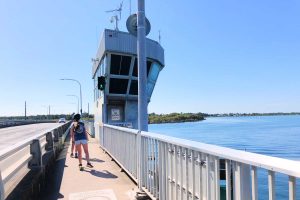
[101,124,300,200]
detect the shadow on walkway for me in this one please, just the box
[41,136,71,200]
[82,169,118,179]
[82,157,105,163]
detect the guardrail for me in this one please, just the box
[0,121,71,200]
[0,120,56,129]
[100,124,300,200]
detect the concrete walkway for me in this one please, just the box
[42,136,140,200]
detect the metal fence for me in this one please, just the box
[84,121,95,138]
[101,124,300,200]
[0,121,71,200]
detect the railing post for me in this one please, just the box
[251,166,258,200]
[158,142,163,200]
[233,162,251,200]
[240,164,251,200]
[137,130,142,189]
[28,139,42,169]
[289,176,296,200]
[206,155,211,200]
[53,129,59,143]
[101,125,104,147]
[225,160,232,200]
[0,171,4,200]
[215,156,220,200]
[45,132,54,151]
[268,171,276,200]
[59,127,63,137]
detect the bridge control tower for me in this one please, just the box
[92,29,164,135]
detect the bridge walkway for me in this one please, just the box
[42,136,139,200]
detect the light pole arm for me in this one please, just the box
[60,78,82,115]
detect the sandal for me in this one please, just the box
[79,164,84,171]
[87,163,94,168]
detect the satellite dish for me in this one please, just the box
[126,14,151,36]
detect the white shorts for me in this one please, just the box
[75,139,87,145]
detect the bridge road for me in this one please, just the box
[0,123,63,150]
[42,136,140,200]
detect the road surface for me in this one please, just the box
[0,123,64,150]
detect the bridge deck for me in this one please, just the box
[42,137,139,200]
[0,123,63,150]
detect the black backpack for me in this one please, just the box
[74,122,85,135]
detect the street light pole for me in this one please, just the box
[137,0,147,190]
[25,101,27,120]
[60,78,82,115]
[137,0,148,132]
[48,105,51,119]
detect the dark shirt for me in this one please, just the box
[72,122,87,141]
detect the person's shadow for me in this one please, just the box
[84,169,118,179]
[82,157,104,163]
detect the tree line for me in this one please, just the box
[148,112,206,124]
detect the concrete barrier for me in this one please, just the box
[0,121,71,200]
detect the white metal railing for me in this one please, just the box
[101,124,300,200]
[0,122,71,200]
[84,121,95,138]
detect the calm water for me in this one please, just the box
[149,115,300,199]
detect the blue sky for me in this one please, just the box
[0,0,300,116]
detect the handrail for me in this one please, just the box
[0,121,72,200]
[104,124,300,178]
[105,124,139,134]
[141,131,300,178]
[102,124,300,200]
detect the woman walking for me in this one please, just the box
[71,114,93,171]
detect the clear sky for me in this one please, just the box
[0,0,300,116]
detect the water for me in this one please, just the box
[149,115,300,199]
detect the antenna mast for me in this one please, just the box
[106,1,123,31]
[129,0,131,15]
[159,30,161,44]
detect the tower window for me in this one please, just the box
[110,54,131,75]
[109,78,129,94]
[129,80,138,95]
[132,58,152,77]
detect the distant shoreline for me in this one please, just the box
[149,113,205,124]
[148,112,300,124]
[207,112,300,117]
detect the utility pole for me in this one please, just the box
[49,105,51,119]
[88,103,89,119]
[25,101,27,120]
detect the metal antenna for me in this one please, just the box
[110,15,119,31]
[129,0,131,15]
[159,30,161,44]
[106,1,123,30]
[91,58,99,63]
